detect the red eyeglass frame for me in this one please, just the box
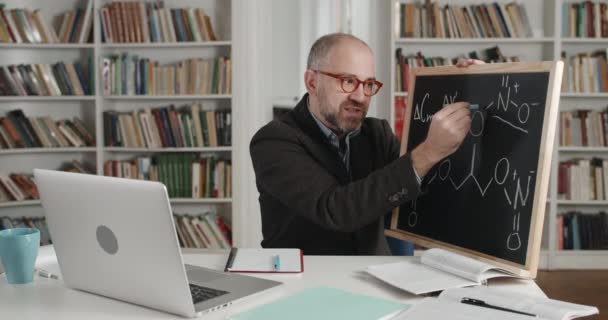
[311,69,383,96]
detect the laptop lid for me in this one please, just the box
[35,169,197,317]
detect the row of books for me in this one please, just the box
[54,3,93,44]
[0,61,92,96]
[561,50,608,93]
[0,212,234,249]
[103,106,230,148]
[0,216,52,246]
[559,109,608,147]
[563,1,608,38]
[100,1,217,43]
[101,55,231,96]
[0,173,38,202]
[394,46,518,92]
[0,161,91,202]
[558,158,608,201]
[395,1,532,38]
[0,109,94,149]
[103,154,231,199]
[174,213,231,249]
[0,5,92,44]
[557,211,608,250]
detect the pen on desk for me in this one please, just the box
[272,254,280,271]
[35,268,59,280]
[461,297,536,317]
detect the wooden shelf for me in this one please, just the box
[104,147,232,153]
[0,147,96,155]
[554,250,608,256]
[0,96,96,102]
[0,43,94,49]
[556,200,608,206]
[394,37,554,44]
[561,38,608,44]
[170,198,232,204]
[559,146,608,152]
[560,93,608,98]
[550,250,608,269]
[0,200,41,208]
[0,198,232,208]
[100,41,231,49]
[103,95,231,100]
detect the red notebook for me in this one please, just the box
[224,248,304,273]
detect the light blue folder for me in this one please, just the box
[227,286,408,320]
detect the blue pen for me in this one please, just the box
[273,254,281,271]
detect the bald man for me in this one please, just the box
[250,33,475,255]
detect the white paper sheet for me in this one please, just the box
[389,298,550,320]
[439,287,599,320]
[227,248,302,273]
[365,258,478,295]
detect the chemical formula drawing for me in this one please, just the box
[404,73,546,255]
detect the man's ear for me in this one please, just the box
[304,70,317,96]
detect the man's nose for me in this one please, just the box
[349,83,366,102]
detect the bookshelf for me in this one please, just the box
[389,0,608,269]
[104,94,232,100]
[0,0,236,249]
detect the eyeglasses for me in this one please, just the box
[311,69,383,97]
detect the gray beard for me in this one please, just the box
[321,109,346,135]
[313,95,365,135]
[322,107,365,134]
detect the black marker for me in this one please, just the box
[461,297,537,317]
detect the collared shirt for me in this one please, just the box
[309,108,423,185]
[309,109,360,175]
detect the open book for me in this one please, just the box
[366,248,520,295]
[389,286,598,320]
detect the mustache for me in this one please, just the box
[341,101,367,110]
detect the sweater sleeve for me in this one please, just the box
[250,121,422,233]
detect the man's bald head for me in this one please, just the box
[306,33,372,70]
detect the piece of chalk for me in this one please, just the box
[468,104,479,111]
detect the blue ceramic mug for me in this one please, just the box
[0,228,40,284]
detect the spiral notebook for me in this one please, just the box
[224,248,304,273]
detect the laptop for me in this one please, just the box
[34,169,281,318]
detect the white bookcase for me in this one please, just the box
[389,0,608,269]
[0,0,237,244]
[0,0,98,218]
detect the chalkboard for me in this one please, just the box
[387,62,563,278]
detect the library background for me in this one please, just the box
[0,0,607,270]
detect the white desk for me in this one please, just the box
[0,246,545,319]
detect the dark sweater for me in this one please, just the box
[250,94,421,255]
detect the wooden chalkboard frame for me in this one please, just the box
[387,61,563,279]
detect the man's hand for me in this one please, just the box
[409,59,482,177]
[456,58,485,67]
[411,102,472,177]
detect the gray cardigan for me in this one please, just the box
[250,94,422,255]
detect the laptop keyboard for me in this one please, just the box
[189,284,229,304]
